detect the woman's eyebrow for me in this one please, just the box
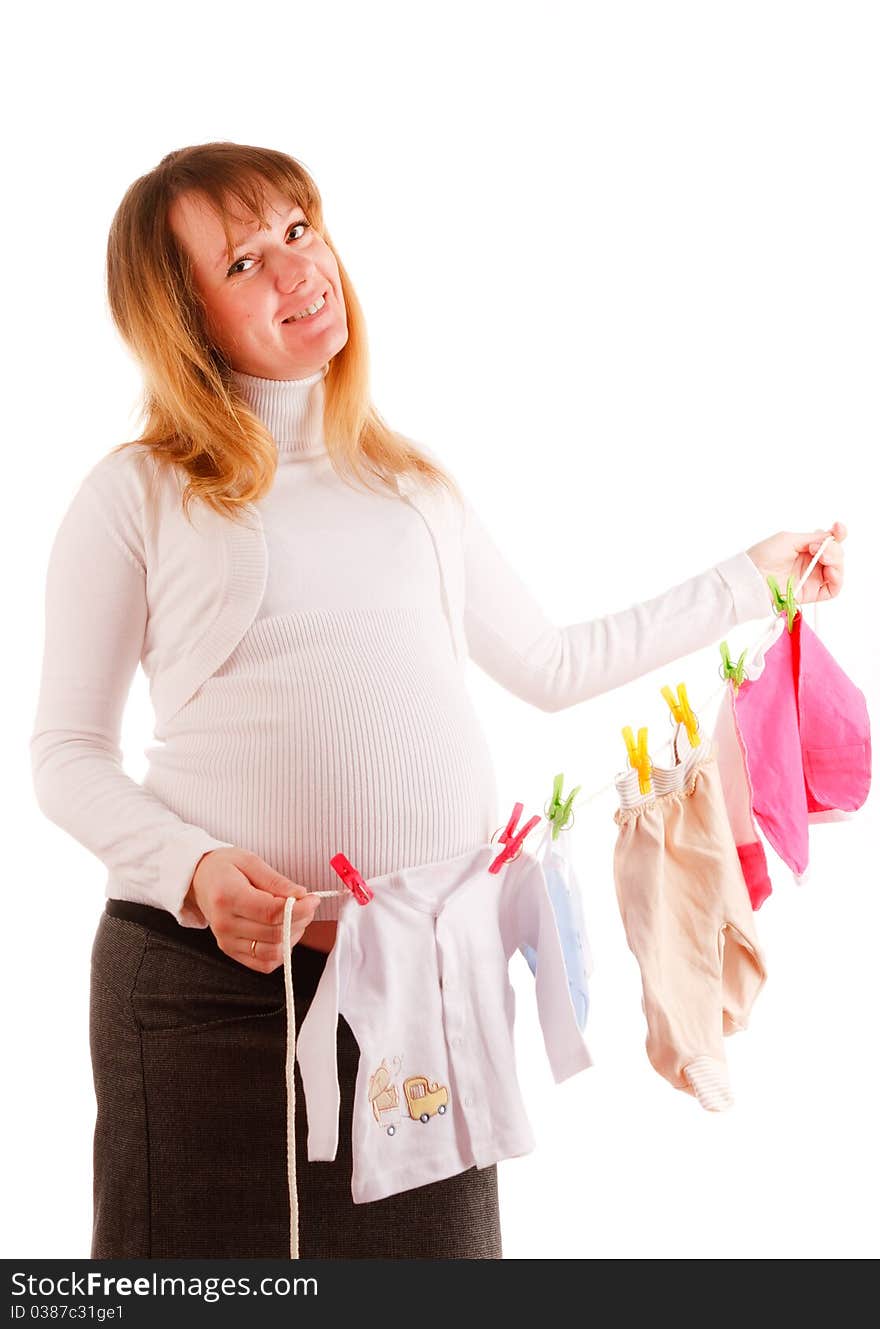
[216,206,306,267]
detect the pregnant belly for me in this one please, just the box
[147,609,500,898]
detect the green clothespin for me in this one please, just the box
[544,773,581,841]
[767,574,799,633]
[719,640,747,692]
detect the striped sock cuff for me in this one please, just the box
[684,1056,734,1112]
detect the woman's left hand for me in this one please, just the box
[746,521,847,604]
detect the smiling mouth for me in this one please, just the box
[282,289,328,323]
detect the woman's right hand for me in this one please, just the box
[185,847,320,972]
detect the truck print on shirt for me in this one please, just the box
[367,1056,450,1135]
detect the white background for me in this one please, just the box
[5,0,878,1260]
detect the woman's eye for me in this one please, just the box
[226,221,310,277]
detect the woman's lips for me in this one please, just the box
[282,289,329,325]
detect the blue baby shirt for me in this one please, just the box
[521,823,592,1030]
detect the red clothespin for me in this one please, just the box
[488,802,541,874]
[329,853,374,905]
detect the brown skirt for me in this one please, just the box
[89,900,503,1259]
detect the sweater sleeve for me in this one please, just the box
[461,494,772,713]
[295,924,346,1161]
[29,474,235,928]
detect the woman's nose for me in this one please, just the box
[273,251,317,293]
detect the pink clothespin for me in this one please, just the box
[488,802,541,874]
[329,853,374,905]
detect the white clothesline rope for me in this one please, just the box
[565,535,834,817]
[283,881,349,1258]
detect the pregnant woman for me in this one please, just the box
[30,140,846,1259]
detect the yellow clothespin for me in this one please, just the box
[660,682,701,749]
[622,725,652,795]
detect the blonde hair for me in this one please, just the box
[105,141,459,525]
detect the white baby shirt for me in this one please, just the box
[295,841,594,1204]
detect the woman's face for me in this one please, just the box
[168,185,348,379]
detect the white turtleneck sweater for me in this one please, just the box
[141,365,501,921]
[32,363,772,926]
